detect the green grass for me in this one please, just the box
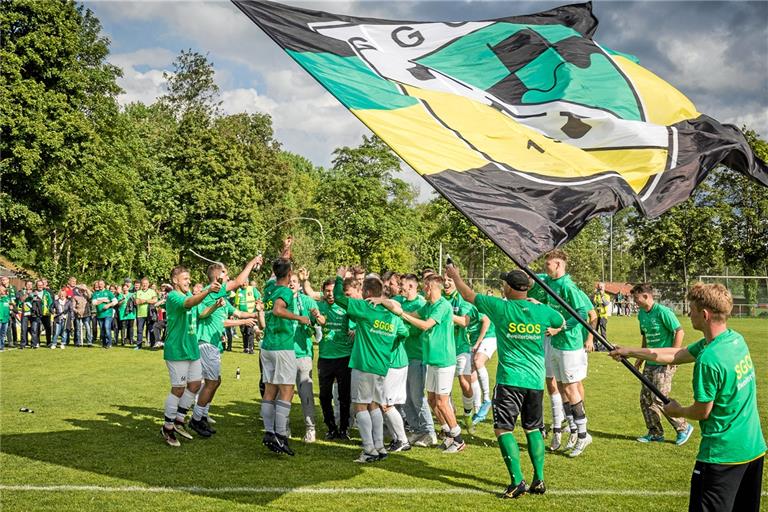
[1,316,766,511]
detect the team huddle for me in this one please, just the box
[155,238,764,508]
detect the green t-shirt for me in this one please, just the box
[527,273,549,303]
[545,274,588,351]
[447,291,474,355]
[333,277,408,376]
[118,292,136,320]
[0,296,10,323]
[164,290,200,361]
[401,295,427,360]
[262,285,297,351]
[468,311,496,345]
[688,330,766,464]
[135,289,157,318]
[476,295,564,390]
[317,299,352,359]
[638,303,681,366]
[294,293,318,359]
[196,288,236,353]
[91,290,116,319]
[418,297,455,368]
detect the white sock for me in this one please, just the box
[356,410,374,453]
[275,400,291,437]
[370,408,384,450]
[449,424,462,437]
[477,366,491,401]
[163,393,180,428]
[462,394,474,414]
[176,388,196,422]
[192,403,205,421]
[471,380,482,410]
[551,393,564,432]
[261,400,275,433]
[203,404,211,418]
[384,408,407,443]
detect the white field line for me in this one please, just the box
[2,485,766,497]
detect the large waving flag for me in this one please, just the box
[233,1,768,264]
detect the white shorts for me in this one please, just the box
[199,343,221,380]
[166,359,203,387]
[425,365,455,395]
[455,352,472,376]
[351,369,385,404]
[475,337,497,359]
[383,366,408,406]
[552,347,588,384]
[544,336,555,379]
[260,349,298,385]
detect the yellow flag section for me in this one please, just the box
[354,85,675,194]
[611,55,700,127]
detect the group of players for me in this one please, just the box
[155,237,764,509]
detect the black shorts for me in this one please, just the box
[689,456,764,512]
[492,384,543,432]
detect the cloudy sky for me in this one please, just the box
[88,0,768,201]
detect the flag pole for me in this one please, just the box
[509,257,670,404]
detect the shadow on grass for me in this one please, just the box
[587,429,644,442]
[1,400,502,505]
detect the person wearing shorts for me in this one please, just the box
[160,266,222,447]
[447,264,564,499]
[333,267,409,463]
[444,275,478,429]
[382,327,409,452]
[611,283,765,512]
[470,311,495,424]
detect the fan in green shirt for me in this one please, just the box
[444,278,479,422]
[610,283,765,510]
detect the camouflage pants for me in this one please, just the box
[640,365,688,436]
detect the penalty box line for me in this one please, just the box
[4,485,766,497]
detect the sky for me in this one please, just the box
[87,0,768,201]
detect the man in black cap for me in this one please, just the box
[446,264,564,499]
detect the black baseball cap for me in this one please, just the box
[500,270,530,291]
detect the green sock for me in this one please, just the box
[525,429,546,482]
[497,432,524,485]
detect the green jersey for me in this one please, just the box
[447,291,474,355]
[688,330,766,464]
[294,293,318,359]
[638,303,681,366]
[527,273,549,303]
[401,295,427,360]
[196,287,235,353]
[546,274,588,351]
[91,290,115,319]
[468,311,496,345]
[118,292,136,320]
[135,288,157,318]
[333,277,409,376]
[418,297,455,368]
[476,295,563,389]
[0,295,10,323]
[317,299,352,359]
[164,290,200,361]
[262,284,297,351]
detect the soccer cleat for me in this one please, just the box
[337,429,351,441]
[162,426,180,447]
[568,434,592,457]
[388,440,412,452]
[564,432,578,451]
[376,448,388,461]
[675,424,694,446]
[501,480,527,499]
[325,429,339,440]
[275,434,295,456]
[353,450,380,463]
[201,417,216,434]
[263,432,281,454]
[636,433,665,443]
[303,428,316,443]
[413,432,438,447]
[442,440,466,453]
[528,480,546,495]
[472,400,493,424]
[549,431,562,451]
[173,421,194,440]
[189,418,212,438]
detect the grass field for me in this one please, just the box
[1,316,766,511]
